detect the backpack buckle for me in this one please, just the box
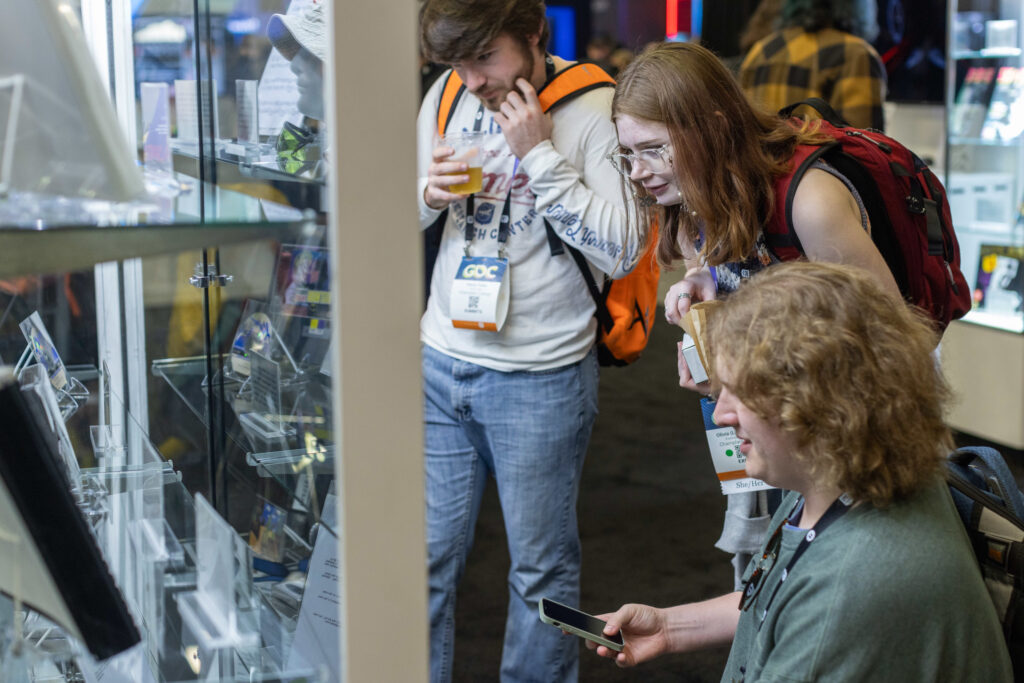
[905,195,926,214]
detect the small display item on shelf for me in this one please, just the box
[947,172,1014,227]
[173,78,219,143]
[986,19,1019,51]
[980,66,1024,141]
[19,311,67,392]
[231,310,274,377]
[951,66,996,138]
[2,0,145,201]
[953,11,993,52]
[249,500,287,562]
[272,244,330,318]
[974,244,1024,315]
[269,244,332,370]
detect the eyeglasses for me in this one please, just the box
[606,144,672,177]
[275,121,321,175]
[737,517,787,612]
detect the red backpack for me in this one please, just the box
[432,64,660,366]
[766,98,971,331]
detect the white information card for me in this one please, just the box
[286,490,341,678]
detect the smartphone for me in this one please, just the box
[538,598,625,652]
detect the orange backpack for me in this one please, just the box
[434,64,660,366]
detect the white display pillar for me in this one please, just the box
[326,1,428,681]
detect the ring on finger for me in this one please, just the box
[677,292,692,300]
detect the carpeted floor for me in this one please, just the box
[450,309,1024,682]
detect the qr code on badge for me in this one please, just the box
[468,295,480,311]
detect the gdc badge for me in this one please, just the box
[450,256,510,332]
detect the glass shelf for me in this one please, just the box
[172,139,325,187]
[959,308,1024,332]
[151,356,245,449]
[949,135,1024,146]
[246,446,334,478]
[953,47,1023,59]
[0,171,308,228]
[0,222,292,279]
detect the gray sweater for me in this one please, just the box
[723,481,1013,682]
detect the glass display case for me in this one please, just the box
[946,0,1024,333]
[944,0,1024,447]
[0,0,425,680]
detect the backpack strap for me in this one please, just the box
[762,141,837,257]
[778,97,851,128]
[436,62,614,136]
[532,62,616,300]
[782,142,837,240]
[436,69,467,137]
[435,62,617,321]
[950,446,1024,521]
[536,62,615,111]
[425,70,464,304]
[560,228,614,334]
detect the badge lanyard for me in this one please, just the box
[448,57,556,332]
[742,496,850,630]
[450,111,513,331]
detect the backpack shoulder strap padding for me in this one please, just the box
[436,62,615,137]
[950,446,1024,521]
[536,62,615,112]
[782,140,839,244]
[436,69,467,137]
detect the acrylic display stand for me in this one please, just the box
[14,346,88,422]
[0,74,24,198]
[175,494,259,680]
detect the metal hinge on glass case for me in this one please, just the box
[189,262,234,288]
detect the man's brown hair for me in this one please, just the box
[420,0,550,64]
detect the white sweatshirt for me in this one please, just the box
[417,69,634,372]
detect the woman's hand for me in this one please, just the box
[587,604,670,668]
[664,267,716,326]
[665,267,716,392]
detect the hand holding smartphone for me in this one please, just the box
[538,597,625,652]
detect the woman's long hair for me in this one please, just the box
[612,42,829,267]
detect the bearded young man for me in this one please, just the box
[417,1,643,681]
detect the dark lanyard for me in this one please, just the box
[461,55,556,257]
[462,103,510,254]
[464,191,512,256]
[754,497,849,630]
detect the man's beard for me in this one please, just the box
[479,43,536,111]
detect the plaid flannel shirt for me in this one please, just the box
[739,27,887,131]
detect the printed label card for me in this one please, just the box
[700,397,774,495]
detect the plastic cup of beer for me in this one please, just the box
[443,131,489,194]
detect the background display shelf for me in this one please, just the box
[945,0,1024,448]
[0,0,423,679]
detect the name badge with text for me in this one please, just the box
[700,398,774,495]
[450,256,510,332]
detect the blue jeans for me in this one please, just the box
[423,344,599,683]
